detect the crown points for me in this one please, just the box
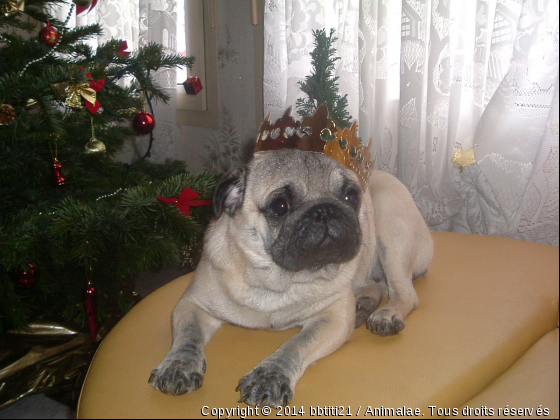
[256,105,374,189]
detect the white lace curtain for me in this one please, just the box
[264,0,559,246]
[57,0,180,85]
[54,0,181,161]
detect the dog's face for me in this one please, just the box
[213,149,363,272]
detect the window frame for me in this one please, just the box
[175,0,264,129]
[176,0,219,128]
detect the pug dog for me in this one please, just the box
[149,149,433,407]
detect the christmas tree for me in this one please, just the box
[296,28,352,129]
[0,0,217,336]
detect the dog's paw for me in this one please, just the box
[354,296,378,328]
[236,364,294,408]
[149,354,206,395]
[367,307,405,336]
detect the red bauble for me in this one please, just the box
[51,160,66,187]
[132,111,156,135]
[39,21,60,47]
[86,283,98,342]
[16,264,40,288]
[183,77,203,95]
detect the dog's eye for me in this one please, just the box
[344,190,359,207]
[270,198,289,217]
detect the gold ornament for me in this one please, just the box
[65,82,96,109]
[452,147,477,172]
[0,104,16,125]
[1,0,25,16]
[85,118,106,156]
[85,137,106,156]
[25,98,39,110]
[117,107,141,118]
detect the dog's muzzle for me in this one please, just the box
[271,202,361,272]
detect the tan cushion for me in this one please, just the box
[458,328,558,418]
[77,232,559,418]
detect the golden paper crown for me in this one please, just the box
[256,104,373,189]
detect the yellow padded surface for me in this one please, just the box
[457,329,558,418]
[78,232,559,418]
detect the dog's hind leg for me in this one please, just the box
[366,247,419,336]
[363,232,424,336]
[354,280,388,328]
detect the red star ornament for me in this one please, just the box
[157,187,212,217]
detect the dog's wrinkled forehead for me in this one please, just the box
[248,150,351,199]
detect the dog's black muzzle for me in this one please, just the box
[271,202,362,272]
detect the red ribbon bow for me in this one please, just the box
[76,0,98,15]
[85,72,105,114]
[157,187,212,217]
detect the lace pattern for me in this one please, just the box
[264,0,559,246]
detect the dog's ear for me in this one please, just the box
[213,167,248,217]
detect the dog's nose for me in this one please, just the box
[308,204,336,222]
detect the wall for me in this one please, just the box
[177,0,263,174]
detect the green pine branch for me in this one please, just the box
[0,170,218,333]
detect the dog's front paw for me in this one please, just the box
[367,307,405,336]
[236,364,294,408]
[149,354,206,395]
